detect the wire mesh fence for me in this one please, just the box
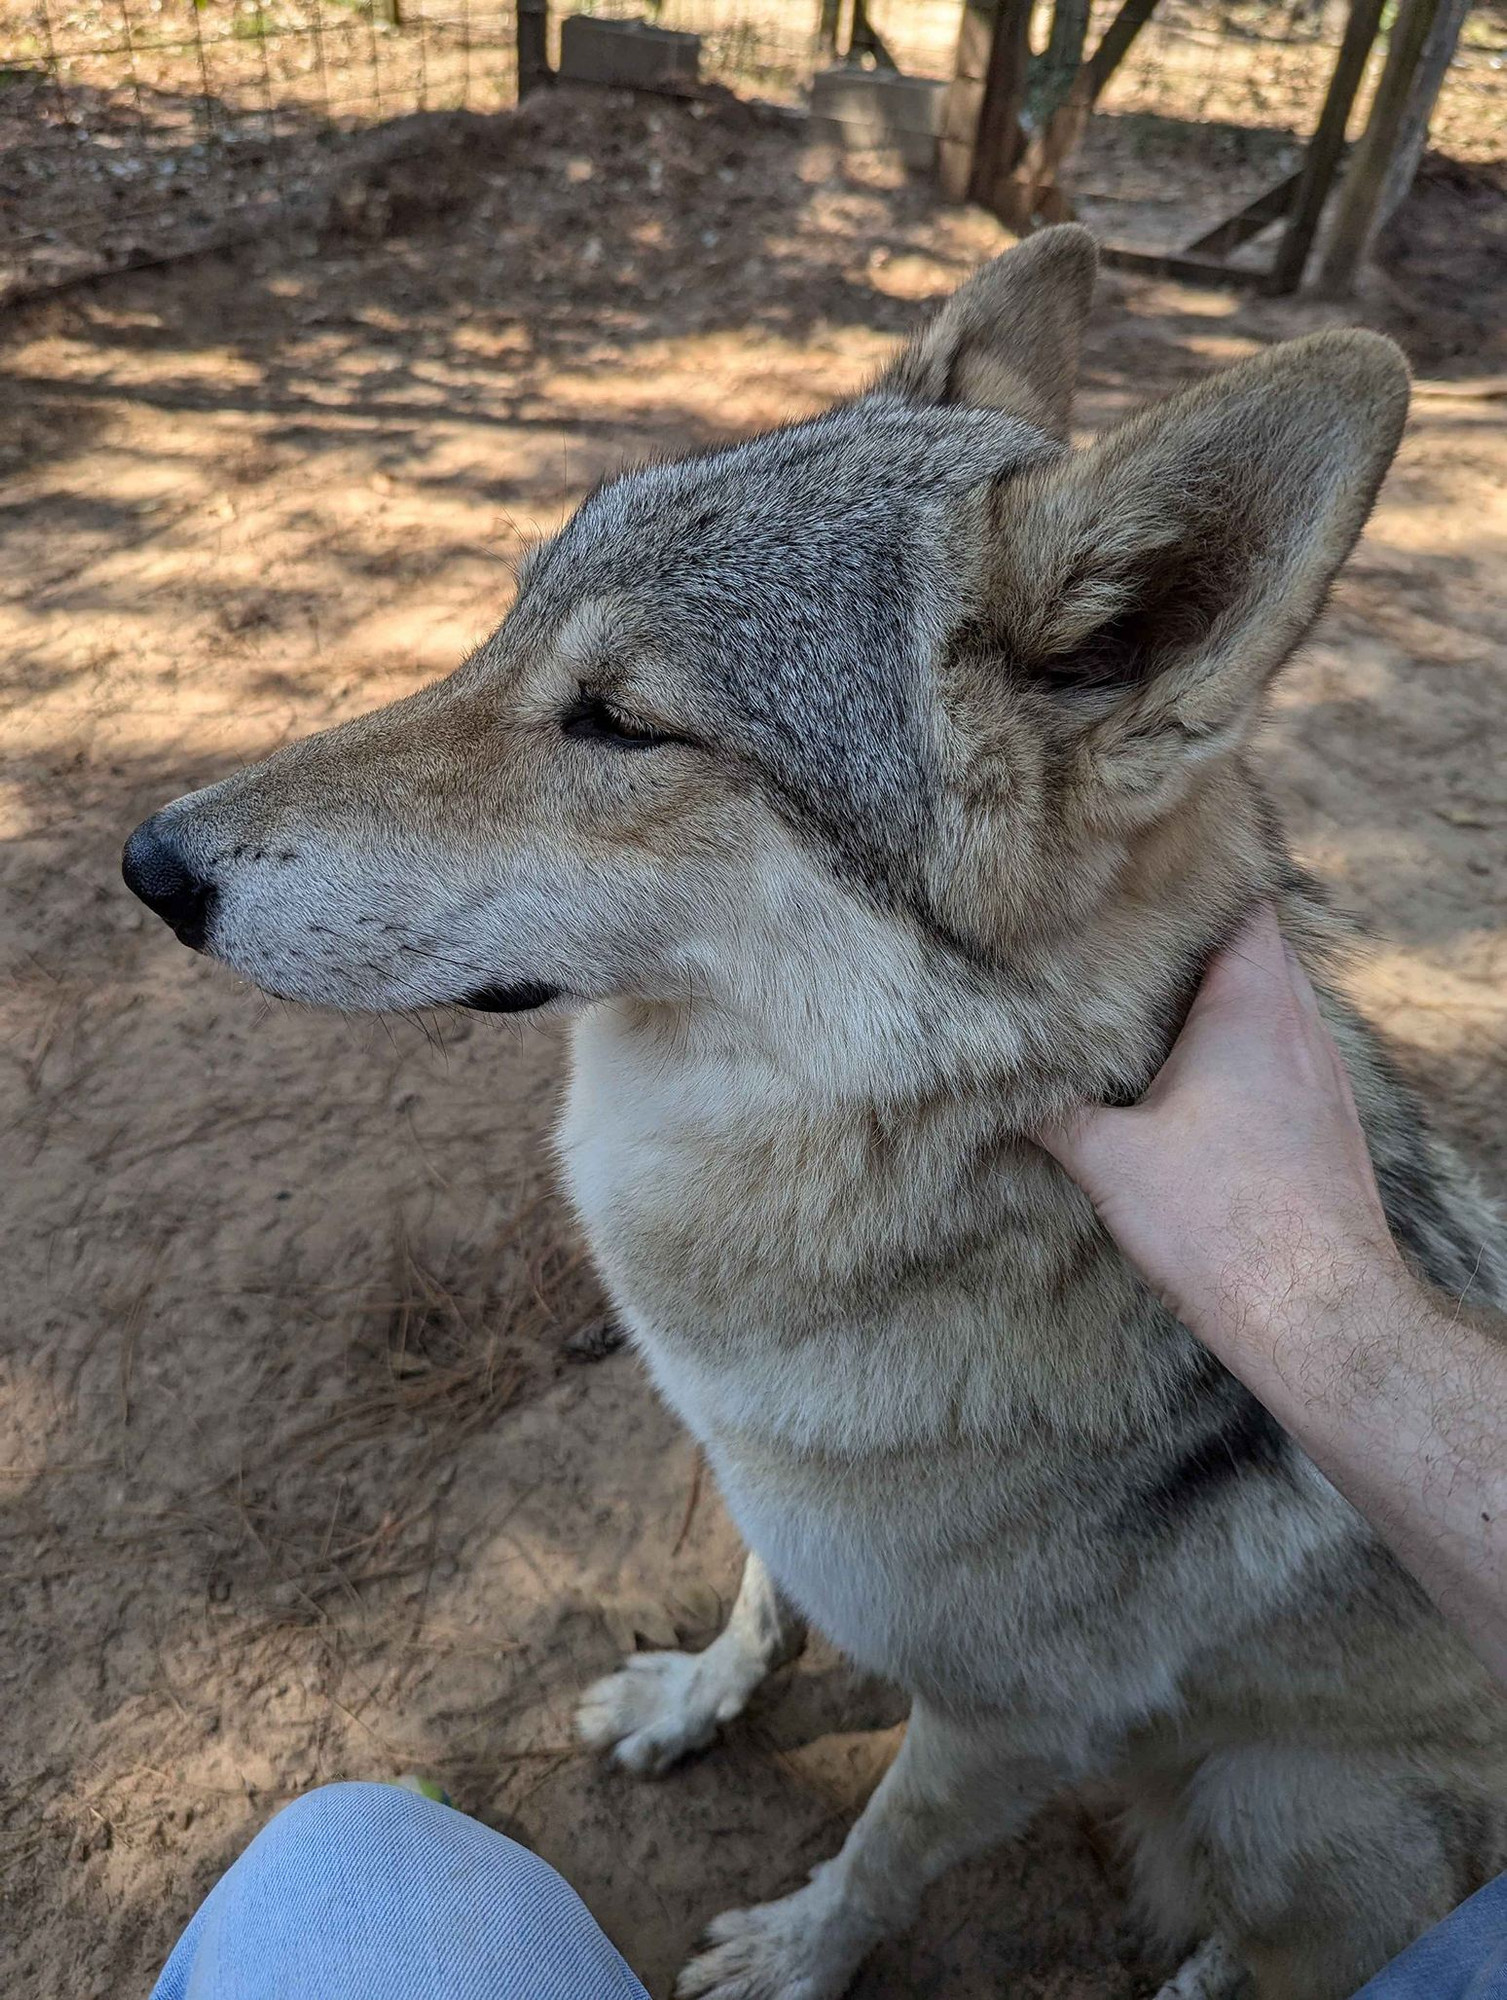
[1099,0,1502,157]
[1,0,519,297]
[1065,0,1503,259]
[554,0,964,98]
[2,0,1503,303]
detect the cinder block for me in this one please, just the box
[806,116,938,172]
[559,15,701,92]
[809,67,948,140]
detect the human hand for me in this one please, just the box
[1038,902,1411,1357]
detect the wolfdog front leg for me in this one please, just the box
[577,1550,807,1775]
[676,1700,1069,2000]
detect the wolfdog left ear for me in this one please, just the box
[988,328,1410,823]
[874,225,1097,442]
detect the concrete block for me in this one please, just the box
[806,116,939,172]
[809,67,949,139]
[559,15,701,92]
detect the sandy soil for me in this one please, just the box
[2,87,1504,2000]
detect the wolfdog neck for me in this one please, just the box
[607,760,1294,1132]
[559,777,1344,1451]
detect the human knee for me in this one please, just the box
[241,1779,431,1895]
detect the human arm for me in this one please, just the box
[1038,901,1507,1682]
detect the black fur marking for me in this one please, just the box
[1348,1018,1490,1299]
[1418,1786,1501,1905]
[457,982,559,1014]
[1379,1136,1486,1298]
[1129,1356,1292,1533]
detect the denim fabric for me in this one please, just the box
[150,1782,649,1999]
[1352,1871,1507,1999]
[151,1779,1507,1998]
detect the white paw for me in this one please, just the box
[575,1646,752,1777]
[674,1888,865,2000]
[1154,1935,1246,2000]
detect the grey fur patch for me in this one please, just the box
[516,402,1057,903]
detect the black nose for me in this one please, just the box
[122,817,214,950]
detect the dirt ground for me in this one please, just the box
[2,88,1504,2000]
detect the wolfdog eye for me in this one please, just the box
[562,692,680,751]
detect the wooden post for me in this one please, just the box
[1002,0,1161,230]
[1314,0,1443,295]
[939,2,1000,203]
[516,0,552,98]
[1268,0,1386,294]
[970,0,1033,207]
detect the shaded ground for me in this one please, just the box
[1,87,1504,2000]
[7,0,1503,301]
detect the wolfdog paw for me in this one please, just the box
[674,1891,864,2000]
[575,1646,754,1777]
[1153,1935,1247,2000]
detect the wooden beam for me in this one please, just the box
[1099,244,1270,290]
[1268,0,1385,294]
[1314,0,1443,295]
[1184,169,1303,260]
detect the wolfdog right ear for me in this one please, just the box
[873,225,1098,442]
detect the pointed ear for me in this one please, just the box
[875,225,1098,442]
[984,329,1409,822]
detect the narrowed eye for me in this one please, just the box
[562,691,682,751]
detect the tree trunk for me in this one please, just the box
[1315,0,1442,295]
[848,0,898,68]
[970,0,1033,203]
[1375,0,1472,232]
[816,0,844,63]
[1029,0,1092,126]
[1002,0,1163,230]
[1268,0,1386,293]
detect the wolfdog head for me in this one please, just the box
[124,228,1407,1098]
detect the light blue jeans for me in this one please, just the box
[151,1784,647,2000]
[152,1781,1507,1998]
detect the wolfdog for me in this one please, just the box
[125,227,1507,1998]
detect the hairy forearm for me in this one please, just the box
[1041,905,1507,1682]
[1205,1261,1507,1684]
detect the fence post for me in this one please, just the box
[939,3,999,203]
[1268,0,1386,293]
[970,0,1032,206]
[1314,0,1443,295]
[938,0,1032,207]
[517,0,552,97]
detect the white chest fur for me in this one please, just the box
[557,1005,1087,1458]
[557,1006,1346,1724]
